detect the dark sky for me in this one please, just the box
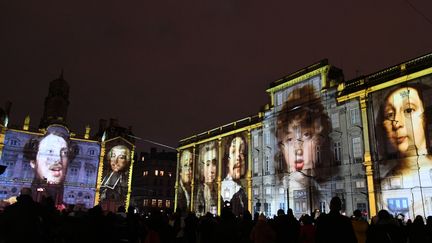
[1,0,431,152]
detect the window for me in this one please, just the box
[141,156,145,161]
[89,149,95,156]
[355,180,365,188]
[334,142,342,163]
[279,203,285,211]
[160,170,164,176]
[352,137,362,159]
[331,112,340,128]
[85,169,94,177]
[265,187,271,195]
[151,199,157,207]
[265,155,270,175]
[276,92,283,106]
[144,199,149,207]
[387,198,408,214]
[155,170,159,176]
[166,200,171,208]
[158,200,163,208]
[254,157,259,175]
[264,133,270,145]
[336,182,344,190]
[390,177,402,189]
[279,187,285,194]
[350,108,360,125]
[168,172,172,177]
[253,188,259,196]
[70,167,79,177]
[143,171,148,176]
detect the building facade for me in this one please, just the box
[175,52,432,219]
[0,74,135,211]
[130,148,177,213]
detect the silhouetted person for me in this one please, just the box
[299,214,315,243]
[426,216,432,243]
[274,209,291,243]
[2,188,46,243]
[409,215,430,243]
[366,209,406,243]
[315,197,357,243]
[286,208,300,243]
[238,210,254,243]
[215,206,239,243]
[197,212,217,243]
[250,214,276,243]
[351,209,368,243]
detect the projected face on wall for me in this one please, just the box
[200,142,217,183]
[180,150,193,185]
[227,136,246,180]
[30,133,70,184]
[277,84,329,172]
[382,87,426,156]
[108,145,130,173]
[100,144,132,208]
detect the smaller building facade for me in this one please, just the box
[130,148,177,213]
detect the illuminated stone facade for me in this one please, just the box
[176,53,432,219]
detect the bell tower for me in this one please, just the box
[39,70,70,128]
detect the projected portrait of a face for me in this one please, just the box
[24,127,72,185]
[100,145,131,202]
[381,87,426,157]
[227,136,246,180]
[200,142,217,184]
[277,84,330,173]
[178,149,193,211]
[195,142,218,215]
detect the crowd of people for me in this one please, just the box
[2,193,432,243]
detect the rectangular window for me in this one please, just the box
[160,170,164,176]
[390,177,402,188]
[264,133,270,145]
[352,137,362,159]
[276,92,283,106]
[253,188,259,196]
[331,112,340,128]
[254,157,259,175]
[143,199,149,207]
[265,156,270,174]
[279,203,285,211]
[253,135,259,147]
[336,182,344,190]
[387,198,408,214]
[151,199,156,207]
[166,200,171,208]
[158,200,163,208]
[265,187,271,195]
[334,142,342,163]
[279,187,285,194]
[143,171,148,176]
[155,170,159,176]
[355,180,365,188]
[350,108,360,125]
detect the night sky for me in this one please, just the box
[1,1,431,152]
